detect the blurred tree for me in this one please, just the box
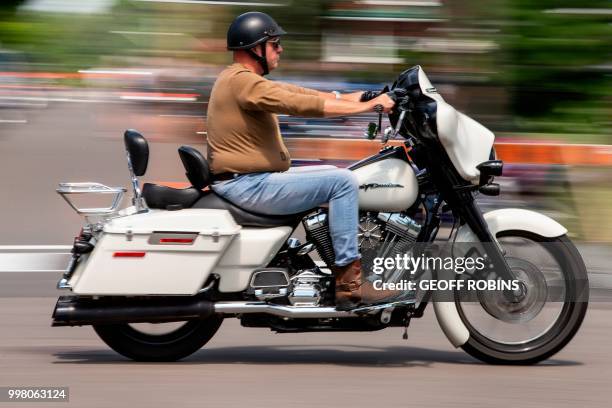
[0,1,123,72]
[0,1,26,12]
[230,1,327,62]
[502,0,611,136]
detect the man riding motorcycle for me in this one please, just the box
[207,11,398,310]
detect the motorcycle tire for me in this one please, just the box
[456,231,588,365]
[93,314,223,362]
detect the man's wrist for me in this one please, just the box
[332,91,341,100]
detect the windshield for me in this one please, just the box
[388,65,440,141]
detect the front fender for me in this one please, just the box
[432,300,470,347]
[455,208,567,243]
[434,208,567,348]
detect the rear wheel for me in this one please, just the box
[93,314,223,362]
[456,232,588,365]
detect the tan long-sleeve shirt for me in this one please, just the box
[206,63,325,174]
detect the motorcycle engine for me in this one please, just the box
[288,269,328,307]
[303,211,422,281]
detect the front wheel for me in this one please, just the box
[93,314,223,362]
[456,232,588,365]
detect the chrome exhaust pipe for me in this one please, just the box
[52,297,358,327]
[52,296,214,326]
[214,301,358,318]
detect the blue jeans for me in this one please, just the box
[212,165,359,266]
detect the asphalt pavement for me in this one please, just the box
[0,297,611,407]
[0,98,202,245]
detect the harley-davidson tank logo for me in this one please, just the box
[359,183,404,191]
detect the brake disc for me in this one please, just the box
[477,257,548,323]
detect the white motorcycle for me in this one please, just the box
[52,66,588,364]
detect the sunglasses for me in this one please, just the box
[268,39,282,50]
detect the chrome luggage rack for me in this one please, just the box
[57,182,127,215]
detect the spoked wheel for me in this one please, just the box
[455,231,588,365]
[93,314,223,362]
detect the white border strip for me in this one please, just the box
[0,246,71,273]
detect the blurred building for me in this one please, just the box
[322,1,444,65]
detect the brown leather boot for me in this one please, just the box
[332,260,401,311]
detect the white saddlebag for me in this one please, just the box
[70,209,240,295]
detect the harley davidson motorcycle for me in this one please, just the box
[52,66,588,364]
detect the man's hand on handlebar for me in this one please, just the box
[369,93,395,114]
[359,90,382,102]
[321,86,397,118]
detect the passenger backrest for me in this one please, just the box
[124,129,149,176]
[178,146,211,190]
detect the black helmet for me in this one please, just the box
[227,12,286,50]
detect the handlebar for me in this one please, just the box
[386,87,409,103]
[359,90,381,102]
[359,86,408,104]
[359,85,390,102]
[362,86,411,143]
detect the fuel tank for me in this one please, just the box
[350,152,419,212]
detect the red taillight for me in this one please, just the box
[113,252,146,258]
[159,238,194,244]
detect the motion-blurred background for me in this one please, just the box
[0,0,610,244]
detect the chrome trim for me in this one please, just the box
[377,212,421,236]
[296,243,316,256]
[125,149,148,213]
[254,287,288,300]
[350,299,416,314]
[213,302,358,318]
[57,182,126,215]
[57,182,125,195]
[389,109,407,143]
[288,269,325,307]
[380,307,394,324]
[303,212,328,231]
[57,278,72,290]
[56,255,78,290]
[287,238,301,248]
[289,269,325,283]
[249,269,290,289]
[288,284,320,307]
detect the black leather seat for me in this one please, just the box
[142,183,201,210]
[138,145,305,227]
[192,190,303,227]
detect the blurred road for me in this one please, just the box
[0,296,611,408]
[0,94,604,244]
[0,96,204,245]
